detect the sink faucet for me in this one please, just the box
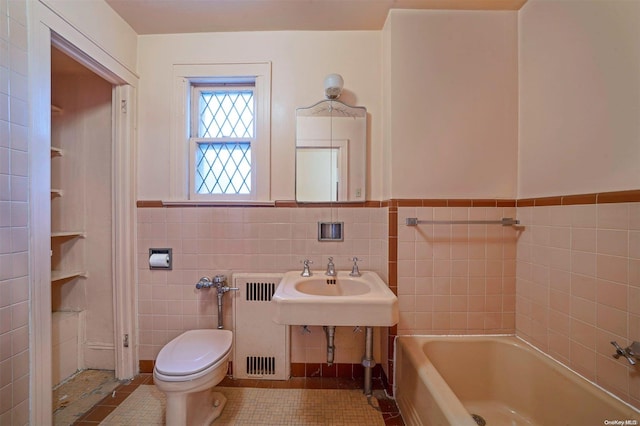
[325,257,336,276]
[301,259,313,277]
[349,257,361,277]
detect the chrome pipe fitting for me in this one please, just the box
[611,341,639,365]
[195,276,212,289]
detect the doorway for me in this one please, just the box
[50,45,116,389]
[30,21,138,424]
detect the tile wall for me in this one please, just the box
[516,201,640,407]
[136,206,388,364]
[395,206,518,335]
[137,198,640,409]
[0,0,30,424]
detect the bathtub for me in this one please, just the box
[394,335,640,426]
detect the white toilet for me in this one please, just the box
[153,329,233,426]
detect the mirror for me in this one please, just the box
[295,100,367,202]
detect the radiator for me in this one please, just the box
[232,273,290,380]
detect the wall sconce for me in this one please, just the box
[324,73,344,99]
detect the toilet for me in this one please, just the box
[153,329,233,426]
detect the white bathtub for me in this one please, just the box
[394,335,640,426]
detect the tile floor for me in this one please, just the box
[71,374,405,425]
[53,370,121,426]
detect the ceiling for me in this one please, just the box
[104,0,526,34]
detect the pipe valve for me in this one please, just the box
[195,276,213,289]
[611,341,639,365]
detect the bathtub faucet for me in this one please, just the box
[610,341,640,365]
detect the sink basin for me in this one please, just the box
[295,278,370,296]
[272,270,399,326]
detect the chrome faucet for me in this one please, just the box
[301,259,313,277]
[611,341,640,365]
[213,274,238,295]
[349,257,361,277]
[195,276,213,289]
[325,257,336,276]
[210,275,238,329]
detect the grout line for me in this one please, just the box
[72,374,404,425]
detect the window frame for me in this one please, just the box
[190,84,256,199]
[171,63,271,202]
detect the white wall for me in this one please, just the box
[136,31,382,201]
[518,0,640,198]
[39,0,138,74]
[383,9,519,200]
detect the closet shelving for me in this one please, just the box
[51,270,87,283]
[50,103,86,285]
[50,117,64,198]
[51,104,63,115]
[51,231,85,239]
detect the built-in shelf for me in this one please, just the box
[51,231,85,239]
[51,270,87,283]
[51,105,63,115]
[51,146,63,157]
[51,189,63,198]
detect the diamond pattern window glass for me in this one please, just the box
[195,142,251,194]
[192,86,255,196]
[198,90,254,138]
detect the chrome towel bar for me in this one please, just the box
[405,217,520,226]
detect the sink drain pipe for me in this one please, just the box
[324,325,375,396]
[323,326,336,366]
[362,326,375,396]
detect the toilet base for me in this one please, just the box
[205,392,227,424]
[165,388,227,426]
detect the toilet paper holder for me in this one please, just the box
[149,248,172,270]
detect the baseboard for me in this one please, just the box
[140,360,384,381]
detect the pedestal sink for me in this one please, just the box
[271,270,398,327]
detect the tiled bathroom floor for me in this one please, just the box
[71,375,405,425]
[53,370,122,426]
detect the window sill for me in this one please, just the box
[160,200,276,207]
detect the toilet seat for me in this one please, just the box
[154,329,232,381]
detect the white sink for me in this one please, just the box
[272,270,399,326]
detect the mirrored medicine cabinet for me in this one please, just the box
[295,99,367,203]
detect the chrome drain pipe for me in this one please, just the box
[323,326,336,366]
[216,291,225,329]
[213,275,238,329]
[362,326,375,396]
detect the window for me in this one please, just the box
[192,85,255,195]
[171,63,271,201]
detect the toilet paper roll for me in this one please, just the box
[149,253,170,268]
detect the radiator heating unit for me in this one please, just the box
[232,273,290,380]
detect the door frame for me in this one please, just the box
[29,3,138,424]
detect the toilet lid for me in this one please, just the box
[155,329,232,376]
